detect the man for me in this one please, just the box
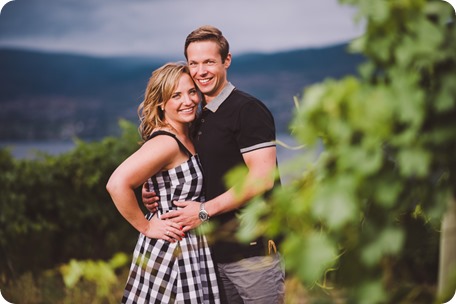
[143,25,285,303]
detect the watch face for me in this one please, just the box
[199,210,209,221]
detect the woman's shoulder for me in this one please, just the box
[142,129,193,171]
[141,130,179,156]
[147,129,176,140]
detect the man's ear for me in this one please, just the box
[224,53,232,69]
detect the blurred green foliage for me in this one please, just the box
[1,253,130,304]
[239,0,456,303]
[59,252,129,303]
[0,119,140,278]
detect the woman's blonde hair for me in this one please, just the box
[137,62,191,141]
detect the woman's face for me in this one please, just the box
[163,73,200,127]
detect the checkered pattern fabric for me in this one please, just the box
[122,132,220,304]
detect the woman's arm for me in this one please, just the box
[106,136,185,241]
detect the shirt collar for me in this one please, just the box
[204,82,235,112]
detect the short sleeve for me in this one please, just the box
[236,99,276,154]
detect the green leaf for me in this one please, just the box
[283,232,337,284]
[355,280,387,304]
[312,177,359,229]
[374,179,403,209]
[338,145,383,176]
[390,70,425,127]
[361,227,405,267]
[237,198,269,242]
[108,252,129,269]
[397,148,431,177]
[435,74,456,112]
[223,165,248,198]
[60,259,84,288]
[359,0,389,23]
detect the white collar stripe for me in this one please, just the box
[240,141,276,154]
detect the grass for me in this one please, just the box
[1,266,348,304]
[1,264,438,303]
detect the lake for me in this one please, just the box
[1,134,301,159]
[0,134,306,183]
[0,141,76,159]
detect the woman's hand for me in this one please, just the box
[143,213,185,242]
[160,201,201,232]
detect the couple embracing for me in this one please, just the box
[107,25,285,304]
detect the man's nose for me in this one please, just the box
[197,64,207,74]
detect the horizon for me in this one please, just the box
[0,40,353,60]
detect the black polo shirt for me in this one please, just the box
[192,82,280,263]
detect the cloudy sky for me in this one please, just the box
[0,0,364,58]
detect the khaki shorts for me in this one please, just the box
[216,253,285,304]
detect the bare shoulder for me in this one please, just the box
[141,134,180,155]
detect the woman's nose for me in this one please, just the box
[182,94,194,105]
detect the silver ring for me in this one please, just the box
[166,230,169,236]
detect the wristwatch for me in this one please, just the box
[199,203,210,222]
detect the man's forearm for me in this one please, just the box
[205,173,275,217]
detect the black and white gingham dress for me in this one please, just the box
[122,131,220,304]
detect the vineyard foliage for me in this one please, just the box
[238,0,456,303]
[0,120,140,277]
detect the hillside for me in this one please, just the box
[0,44,364,140]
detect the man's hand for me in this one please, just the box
[142,182,159,213]
[160,201,201,232]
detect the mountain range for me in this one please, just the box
[0,44,364,141]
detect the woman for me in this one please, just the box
[106,62,220,304]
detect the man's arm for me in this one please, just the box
[142,182,159,213]
[206,146,276,216]
[161,146,277,231]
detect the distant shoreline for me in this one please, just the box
[0,133,302,161]
[0,141,76,159]
[0,134,306,185]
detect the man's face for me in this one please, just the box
[186,40,231,103]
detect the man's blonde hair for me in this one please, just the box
[184,25,230,63]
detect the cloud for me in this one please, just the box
[0,0,364,57]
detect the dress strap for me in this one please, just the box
[148,130,193,157]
